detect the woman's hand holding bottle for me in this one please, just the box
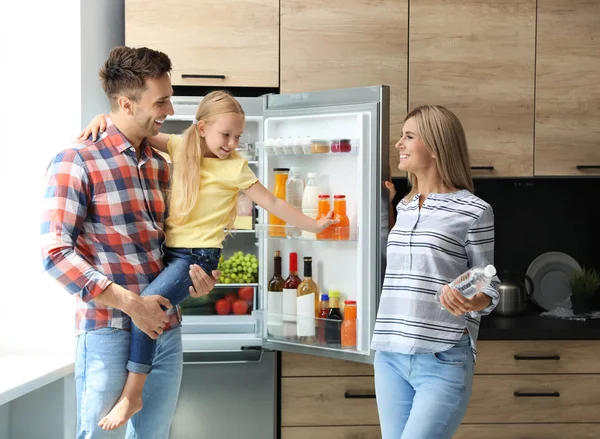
[312,211,338,233]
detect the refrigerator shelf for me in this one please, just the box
[254,310,364,355]
[255,138,360,156]
[254,224,357,241]
[213,283,259,288]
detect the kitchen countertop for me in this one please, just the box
[479,306,600,340]
[0,350,74,406]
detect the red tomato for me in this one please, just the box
[237,287,254,303]
[224,293,237,304]
[215,299,231,315]
[232,299,249,315]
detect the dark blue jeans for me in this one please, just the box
[127,247,220,374]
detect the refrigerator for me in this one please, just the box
[163,86,390,439]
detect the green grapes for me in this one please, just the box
[216,251,259,284]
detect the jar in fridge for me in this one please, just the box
[331,139,352,153]
[332,195,350,240]
[269,168,289,237]
[310,139,330,154]
[315,195,334,240]
[341,300,357,349]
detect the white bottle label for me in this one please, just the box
[267,291,283,336]
[297,293,316,337]
[282,288,298,338]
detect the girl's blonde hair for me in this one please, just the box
[168,90,245,228]
[403,105,473,200]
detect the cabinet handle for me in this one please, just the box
[181,74,226,80]
[344,391,376,399]
[514,391,560,398]
[471,166,494,171]
[514,354,560,361]
[576,165,600,170]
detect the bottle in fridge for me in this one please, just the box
[267,250,284,335]
[282,252,302,338]
[315,195,334,240]
[325,290,343,346]
[269,168,289,237]
[332,194,350,240]
[285,168,304,239]
[296,256,320,339]
[301,172,320,240]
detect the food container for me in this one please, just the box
[236,143,255,160]
[292,136,304,154]
[283,137,295,155]
[311,139,330,154]
[331,139,352,153]
[301,136,312,154]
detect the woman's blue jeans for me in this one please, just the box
[374,334,474,439]
[127,247,220,374]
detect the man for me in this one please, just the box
[41,46,218,439]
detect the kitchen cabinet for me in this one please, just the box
[455,340,600,438]
[281,352,379,439]
[409,0,536,177]
[125,0,279,87]
[280,0,408,177]
[534,0,600,176]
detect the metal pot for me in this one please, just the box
[493,274,534,316]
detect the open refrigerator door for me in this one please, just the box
[254,85,390,364]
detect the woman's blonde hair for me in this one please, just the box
[168,90,245,228]
[403,105,473,200]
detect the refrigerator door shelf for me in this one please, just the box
[255,224,358,242]
[256,138,360,156]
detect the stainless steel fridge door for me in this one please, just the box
[169,350,277,439]
[255,85,390,364]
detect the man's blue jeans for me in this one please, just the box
[74,326,183,439]
[374,334,474,439]
[127,247,220,374]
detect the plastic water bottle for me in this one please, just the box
[436,264,496,303]
[286,168,305,238]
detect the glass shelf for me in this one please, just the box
[214,283,258,288]
[255,138,360,157]
[255,224,357,241]
[254,310,361,354]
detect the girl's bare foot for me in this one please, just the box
[98,371,147,430]
[98,395,143,430]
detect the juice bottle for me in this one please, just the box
[315,194,333,240]
[332,194,350,240]
[269,168,289,237]
[341,300,357,349]
[316,293,330,344]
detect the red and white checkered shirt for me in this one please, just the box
[41,116,180,335]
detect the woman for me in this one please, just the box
[373,105,500,439]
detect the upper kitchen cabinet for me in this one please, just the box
[409,0,536,177]
[535,0,600,176]
[280,0,408,177]
[125,0,279,88]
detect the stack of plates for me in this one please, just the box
[526,251,582,311]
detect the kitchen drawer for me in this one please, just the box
[282,352,374,377]
[282,426,381,439]
[281,377,378,426]
[455,424,600,439]
[464,374,600,423]
[475,340,600,374]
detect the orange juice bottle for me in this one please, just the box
[315,194,333,240]
[269,168,289,237]
[333,195,350,240]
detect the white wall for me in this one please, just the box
[0,1,124,355]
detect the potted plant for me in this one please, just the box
[569,268,600,314]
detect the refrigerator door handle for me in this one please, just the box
[183,349,263,364]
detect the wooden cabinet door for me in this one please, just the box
[410,0,536,177]
[535,0,600,175]
[280,0,408,177]
[125,0,279,87]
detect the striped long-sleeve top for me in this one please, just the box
[371,189,500,360]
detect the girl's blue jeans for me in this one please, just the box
[374,334,474,439]
[127,247,220,374]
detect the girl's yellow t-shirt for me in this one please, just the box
[165,135,258,248]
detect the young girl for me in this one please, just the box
[80,90,337,430]
[372,105,499,439]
